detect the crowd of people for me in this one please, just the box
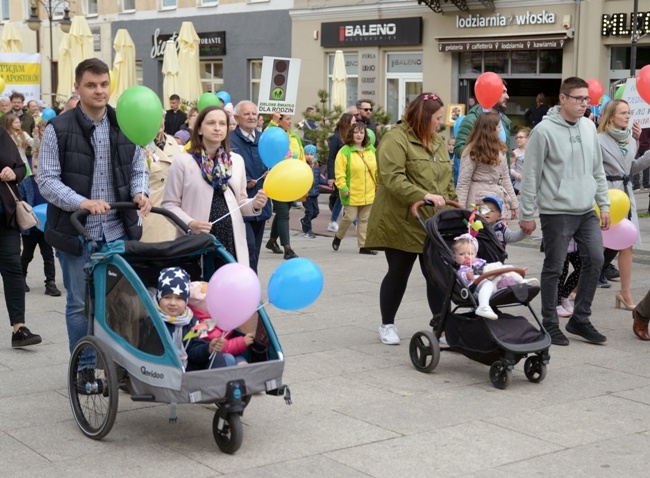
[1,57,650,365]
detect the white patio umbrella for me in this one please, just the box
[68,16,94,78]
[177,22,202,104]
[0,22,23,52]
[56,34,74,105]
[161,40,180,110]
[331,50,347,110]
[109,29,137,106]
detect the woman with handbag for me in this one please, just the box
[332,122,378,255]
[0,127,42,348]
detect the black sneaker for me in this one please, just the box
[544,323,569,346]
[597,273,611,289]
[603,264,620,281]
[265,240,282,254]
[45,281,62,296]
[12,326,42,348]
[332,236,341,251]
[283,249,298,260]
[565,318,607,344]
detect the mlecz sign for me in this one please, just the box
[321,17,422,47]
[601,12,650,36]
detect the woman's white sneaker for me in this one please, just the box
[378,324,400,345]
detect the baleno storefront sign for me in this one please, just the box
[456,10,556,29]
[321,17,422,47]
[151,28,226,59]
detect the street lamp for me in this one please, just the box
[25,1,72,106]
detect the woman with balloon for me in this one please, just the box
[162,105,268,267]
[597,99,650,313]
[263,111,305,260]
[365,93,456,345]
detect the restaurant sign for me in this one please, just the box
[151,28,226,58]
[438,36,566,53]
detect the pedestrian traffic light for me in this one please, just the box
[269,59,290,101]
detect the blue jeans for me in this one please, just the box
[331,196,342,222]
[539,212,603,326]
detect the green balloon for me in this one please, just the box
[614,84,625,99]
[116,86,163,147]
[366,128,376,146]
[198,92,220,112]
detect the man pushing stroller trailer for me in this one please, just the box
[408,200,551,389]
[66,204,290,454]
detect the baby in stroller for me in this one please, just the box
[453,233,539,319]
[155,267,233,371]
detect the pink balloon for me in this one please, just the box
[602,218,638,250]
[206,263,261,331]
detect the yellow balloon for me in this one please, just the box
[608,188,630,225]
[0,76,5,94]
[109,69,116,96]
[264,159,312,202]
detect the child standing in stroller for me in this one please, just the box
[453,233,539,320]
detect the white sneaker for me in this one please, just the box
[476,306,498,320]
[556,305,572,318]
[327,221,339,232]
[378,324,400,345]
[560,298,574,314]
[439,335,449,349]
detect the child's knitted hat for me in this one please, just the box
[174,129,190,145]
[304,144,317,156]
[157,267,191,303]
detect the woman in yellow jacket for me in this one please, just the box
[264,111,305,260]
[332,122,378,255]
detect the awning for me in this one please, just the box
[437,33,569,53]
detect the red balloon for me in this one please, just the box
[637,65,650,106]
[586,79,604,106]
[474,72,503,109]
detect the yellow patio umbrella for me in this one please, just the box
[161,40,180,110]
[109,29,137,107]
[331,50,347,110]
[0,22,23,53]
[56,34,74,105]
[68,16,94,76]
[177,22,202,104]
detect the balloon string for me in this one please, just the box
[211,197,255,225]
[257,301,269,311]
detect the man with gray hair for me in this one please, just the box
[229,100,271,273]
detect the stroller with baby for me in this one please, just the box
[408,200,551,389]
[67,203,290,454]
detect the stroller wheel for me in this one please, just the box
[213,411,243,454]
[489,360,512,390]
[524,356,547,383]
[409,330,440,373]
[68,336,119,440]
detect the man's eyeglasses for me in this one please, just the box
[362,108,373,112]
[566,94,591,104]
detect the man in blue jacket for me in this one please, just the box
[230,101,271,273]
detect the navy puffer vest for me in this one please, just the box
[45,104,141,256]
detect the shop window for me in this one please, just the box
[121,0,136,12]
[610,46,650,73]
[200,60,224,93]
[1,0,10,21]
[91,26,101,51]
[328,52,358,109]
[539,50,562,74]
[484,52,508,74]
[386,53,423,125]
[84,0,98,16]
[460,52,482,74]
[250,59,262,104]
[511,51,537,75]
[136,61,143,86]
[201,0,219,5]
[160,0,177,9]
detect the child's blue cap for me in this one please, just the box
[304,144,317,156]
[482,196,503,213]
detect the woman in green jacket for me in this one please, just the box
[365,93,457,345]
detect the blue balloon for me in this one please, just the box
[258,127,289,169]
[41,108,56,121]
[33,203,47,232]
[600,94,611,108]
[453,115,465,137]
[216,91,231,105]
[268,258,323,311]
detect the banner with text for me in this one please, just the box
[621,79,649,128]
[0,53,42,101]
[257,56,301,115]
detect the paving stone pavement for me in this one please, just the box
[2,190,650,477]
